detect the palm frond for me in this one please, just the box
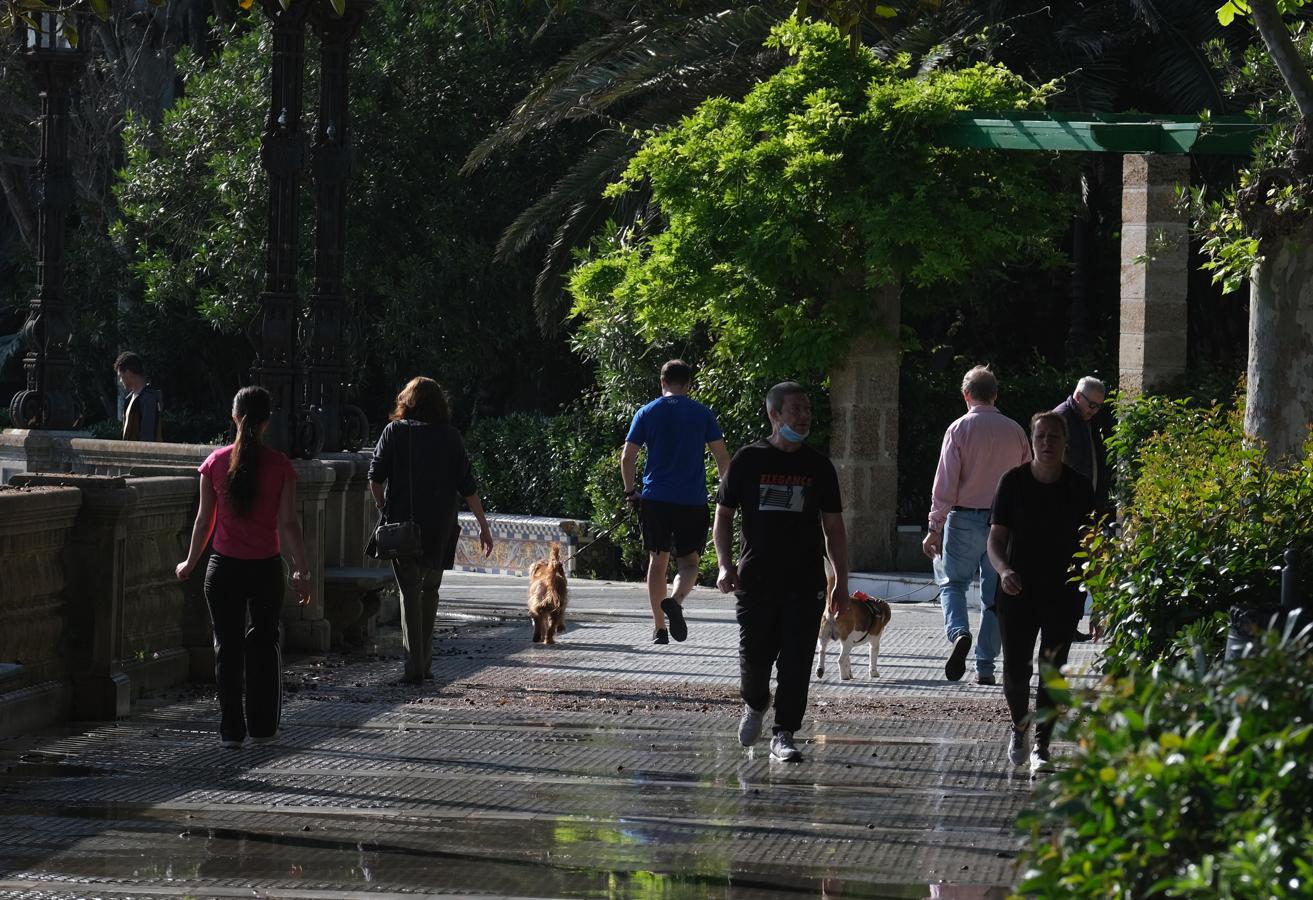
[496,130,636,262]
[464,3,787,174]
[533,199,616,333]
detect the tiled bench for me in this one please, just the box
[452,513,607,577]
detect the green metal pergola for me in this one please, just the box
[937,112,1267,155]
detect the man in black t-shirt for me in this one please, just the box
[714,382,849,763]
[988,411,1094,776]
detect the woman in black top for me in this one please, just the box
[988,411,1094,775]
[369,377,494,684]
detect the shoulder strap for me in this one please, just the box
[407,422,415,523]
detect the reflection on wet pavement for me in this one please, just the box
[0,573,1098,898]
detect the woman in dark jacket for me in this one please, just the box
[369,377,493,683]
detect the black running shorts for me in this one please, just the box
[639,499,710,557]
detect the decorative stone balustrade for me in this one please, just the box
[0,431,614,735]
[0,433,386,737]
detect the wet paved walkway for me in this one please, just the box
[0,574,1098,898]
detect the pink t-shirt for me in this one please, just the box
[198,444,298,559]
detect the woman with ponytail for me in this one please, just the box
[176,386,312,749]
[369,376,494,684]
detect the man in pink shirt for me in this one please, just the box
[922,366,1032,684]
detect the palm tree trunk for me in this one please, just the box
[1245,221,1313,465]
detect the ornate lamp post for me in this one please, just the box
[307,0,369,452]
[250,0,370,457]
[250,0,315,456]
[8,12,86,430]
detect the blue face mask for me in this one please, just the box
[779,423,809,444]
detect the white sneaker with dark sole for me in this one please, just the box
[769,731,803,762]
[1029,743,1054,776]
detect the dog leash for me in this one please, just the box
[883,583,942,604]
[570,509,635,557]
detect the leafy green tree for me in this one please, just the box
[567,20,1073,448]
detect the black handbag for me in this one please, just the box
[366,423,423,560]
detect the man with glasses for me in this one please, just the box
[1053,376,1108,642]
[1052,376,1107,494]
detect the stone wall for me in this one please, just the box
[0,435,387,738]
[1,474,209,728]
[119,477,211,691]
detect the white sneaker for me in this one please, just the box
[1029,742,1054,776]
[769,731,803,762]
[1007,725,1028,766]
[738,704,765,747]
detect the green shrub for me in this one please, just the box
[468,405,733,582]
[1084,399,1313,674]
[1017,630,1313,899]
[1103,369,1242,511]
[466,408,614,519]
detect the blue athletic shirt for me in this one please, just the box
[625,394,724,506]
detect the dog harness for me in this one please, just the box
[850,592,887,644]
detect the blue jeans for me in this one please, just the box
[937,509,1001,676]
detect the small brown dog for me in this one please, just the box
[816,574,892,681]
[528,544,568,644]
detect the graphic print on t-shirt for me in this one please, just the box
[758,473,813,513]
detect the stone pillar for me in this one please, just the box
[10,474,134,720]
[829,285,901,572]
[283,459,335,651]
[1119,154,1189,397]
[0,485,80,737]
[320,456,355,568]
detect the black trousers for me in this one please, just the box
[736,586,825,734]
[997,591,1078,743]
[204,554,285,742]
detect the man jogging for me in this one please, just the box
[621,360,730,645]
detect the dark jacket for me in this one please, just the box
[1053,396,1109,514]
[368,420,479,566]
[122,384,163,442]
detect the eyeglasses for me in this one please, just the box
[1077,391,1104,411]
